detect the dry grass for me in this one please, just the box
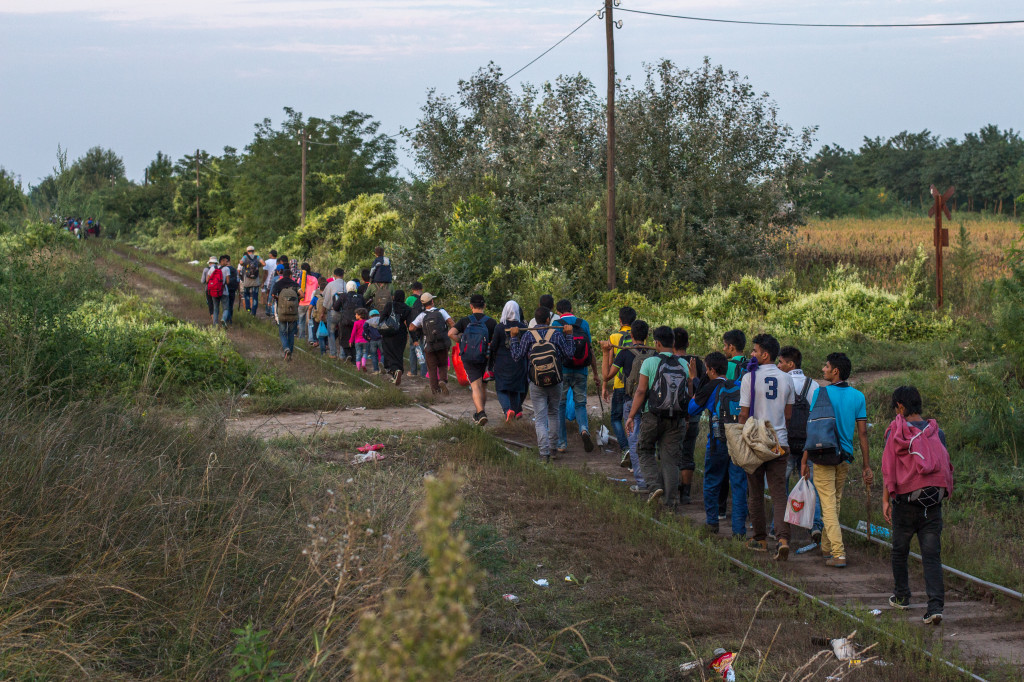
[789,215,1018,290]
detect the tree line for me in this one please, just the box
[2,58,1022,298]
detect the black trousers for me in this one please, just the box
[892,500,944,615]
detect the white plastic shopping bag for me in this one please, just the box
[596,425,610,446]
[784,477,817,529]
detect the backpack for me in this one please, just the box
[277,286,299,322]
[331,291,344,313]
[460,314,492,365]
[242,256,260,281]
[206,267,224,298]
[422,310,449,352]
[340,292,363,324]
[728,357,750,381]
[624,348,657,398]
[379,307,401,336]
[787,378,814,445]
[364,321,382,342]
[647,355,688,418]
[805,387,844,466]
[563,320,591,370]
[527,329,562,387]
[369,283,391,311]
[715,379,743,426]
[226,266,239,293]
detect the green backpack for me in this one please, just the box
[277,287,299,322]
[623,347,657,398]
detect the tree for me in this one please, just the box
[0,168,26,216]
[70,146,126,192]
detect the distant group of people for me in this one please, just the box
[197,245,955,626]
[54,216,101,239]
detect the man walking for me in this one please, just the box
[238,246,264,317]
[554,299,599,453]
[201,256,229,326]
[449,294,497,425]
[408,293,455,395]
[271,265,300,360]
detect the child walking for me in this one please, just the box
[365,309,384,373]
[350,308,370,372]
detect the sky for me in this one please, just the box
[1,0,1022,187]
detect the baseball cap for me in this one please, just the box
[246,245,255,252]
[420,293,435,304]
[369,309,379,317]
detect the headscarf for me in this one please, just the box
[346,280,357,293]
[500,300,522,325]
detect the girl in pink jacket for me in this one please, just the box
[349,308,369,372]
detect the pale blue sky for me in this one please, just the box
[1,0,1022,186]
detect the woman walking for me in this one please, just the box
[490,300,529,422]
[380,290,412,385]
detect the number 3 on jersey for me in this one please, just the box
[764,376,778,400]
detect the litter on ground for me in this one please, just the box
[353,451,385,464]
[532,578,549,587]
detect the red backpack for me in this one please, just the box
[206,267,224,298]
[563,320,591,370]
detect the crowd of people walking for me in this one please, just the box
[198,243,955,626]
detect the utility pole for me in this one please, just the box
[604,0,618,290]
[300,129,308,230]
[929,184,954,308]
[195,148,200,240]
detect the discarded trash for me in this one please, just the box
[795,542,819,555]
[606,477,629,483]
[187,260,200,265]
[856,520,892,540]
[353,451,385,464]
[357,443,384,453]
[812,632,864,662]
[709,649,736,681]
[532,578,549,587]
[869,609,882,616]
[239,393,250,398]
[449,437,459,443]
[596,425,610,446]
[502,594,519,603]
[344,406,366,411]
[679,660,702,673]
[873,660,891,667]
[948,375,960,381]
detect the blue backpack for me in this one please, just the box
[805,387,844,465]
[460,314,492,365]
[715,379,743,426]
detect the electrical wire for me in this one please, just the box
[617,7,1024,28]
[501,12,598,84]
[198,160,240,179]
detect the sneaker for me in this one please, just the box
[556,446,567,454]
[810,529,822,544]
[889,595,911,610]
[482,370,494,383]
[718,513,728,521]
[922,612,943,625]
[515,412,523,420]
[629,485,647,495]
[825,556,847,568]
[619,451,631,468]
[505,410,515,423]
[767,531,777,541]
[646,488,664,505]
[581,430,594,452]
[745,538,768,552]
[393,370,402,386]
[440,382,449,396]
[284,349,292,362]
[474,411,488,426]
[774,542,790,562]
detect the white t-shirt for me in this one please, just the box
[528,313,560,329]
[411,307,451,329]
[788,369,819,404]
[263,258,278,286]
[740,363,796,446]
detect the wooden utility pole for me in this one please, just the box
[604,0,617,291]
[928,184,954,308]
[300,129,308,230]
[195,148,200,240]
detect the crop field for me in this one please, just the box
[790,215,1018,291]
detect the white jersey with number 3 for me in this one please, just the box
[739,363,796,447]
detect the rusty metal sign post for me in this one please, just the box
[928,185,954,307]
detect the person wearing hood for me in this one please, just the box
[380,290,412,385]
[489,300,529,422]
[338,280,364,363]
[881,385,953,625]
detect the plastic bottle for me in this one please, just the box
[856,520,892,540]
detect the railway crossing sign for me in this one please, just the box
[929,185,954,307]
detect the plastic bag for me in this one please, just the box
[317,321,329,338]
[596,425,610,446]
[785,477,817,529]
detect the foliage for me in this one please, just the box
[230,622,292,681]
[994,228,1024,376]
[0,167,26,216]
[346,474,478,681]
[289,193,399,271]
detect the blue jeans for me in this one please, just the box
[497,389,525,415]
[366,340,382,370]
[409,342,428,376]
[704,438,748,536]
[243,287,259,316]
[529,383,561,457]
[623,397,644,487]
[610,388,627,452]
[558,371,589,447]
[278,321,297,353]
[355,342,370,365]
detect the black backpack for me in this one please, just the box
[787,378,814,444]
[624,347,657,398]
[331,292,344,313]
[340,291,363,324]
[226,266,239,292]
[379,306,401,336]
[242,256,261,281]
[422,310,450,351]
[647,355,688,418]
[563,321,591,369]
[527,329,562,387]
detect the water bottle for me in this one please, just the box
[415,345,426,365]
[856,520,892,540]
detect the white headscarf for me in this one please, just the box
[500,300,522,325]
[346,280,358,293]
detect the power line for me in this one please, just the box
[502,12,598,84]
[617,7,1024,28]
